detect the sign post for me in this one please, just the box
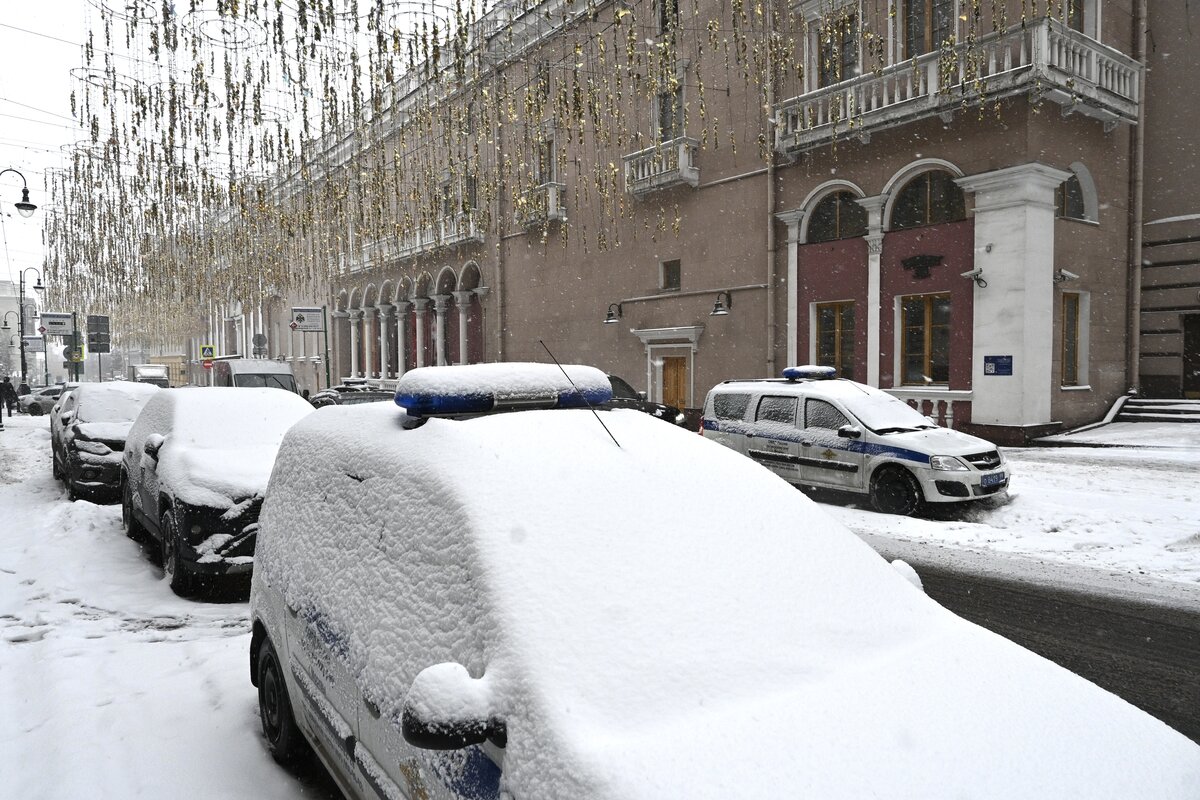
[87,315,111,382]
[291,306,330,390]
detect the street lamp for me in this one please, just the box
[11,268,45,385]
[0,168,37,218]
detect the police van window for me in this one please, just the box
[756,396,798,425]
[805,399,849,430]
[713,393,752,420]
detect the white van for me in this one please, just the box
[701,366,1011,515]
[210,357,297,393]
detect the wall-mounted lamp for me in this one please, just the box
[710,291,733,316]
[1053,268,1080,283]
[604,302,622,324]
[960,268,987,289]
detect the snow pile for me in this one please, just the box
[395,362,611,402]
[257,401,1200,799]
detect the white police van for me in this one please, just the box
[701,366,1010,515]
[249,363,1198,800]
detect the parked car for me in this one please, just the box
[19,384,77,416]
[51,381,159,501]
[249,363,1199,800]
[210,357,298,393]
[121,387,313,595]
[603,374,687,425]
[701,366,1010,515]
[308,386,395,408]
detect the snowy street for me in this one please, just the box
[2,412,1198,797]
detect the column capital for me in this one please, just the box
[411,298,430,311]
[394,300,412,314]
[432,294,451,313]
[361,305,378,318]
[473,286,491,300]
[956,163,1073,213]
[348,309,364,323]
[451,290,473,305]
[378,303,395,319]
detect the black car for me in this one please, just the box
[120,387,314,595]
[603,374,688,426]
[309,386,396,408]
[51,382,160,501]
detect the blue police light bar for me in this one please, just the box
[395,363,613,418]
[782,365,837,381]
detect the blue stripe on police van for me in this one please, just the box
[703,419,930,465]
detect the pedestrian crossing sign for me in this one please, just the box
[201,345,215,360]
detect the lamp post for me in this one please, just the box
[0,168,37,218]
[16,268,44,385]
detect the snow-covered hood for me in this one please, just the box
[74,421,133,445]
[873,425,998,457]
[158,444,278,508]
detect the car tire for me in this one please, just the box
[161,509,194,596]
[52,451,63,480]
[258,637,309,765]
[870,466,924,516]
[121,477,149,541]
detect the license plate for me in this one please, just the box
[981,471,1006,488]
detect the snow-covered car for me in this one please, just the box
[51,381,159,501]
[121,387,313,595]
[19,384,75,416]
[308,387,395,408]
[248,363,1200,800]
[701,366,1010,515]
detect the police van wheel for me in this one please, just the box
[870,467,923,516]
[258,638,309,765]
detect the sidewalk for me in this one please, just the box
[1035,421,1200,449]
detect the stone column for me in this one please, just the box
[856,195,887,388]
[412,299,430,368]
[348,309,363,378]
[776,209,803,368]
[362,307,377,378]
[377,304,394,379]
[452,291,473,364]
[432,295,450,367]
[394,301,411,377]
[956,163,1072,427]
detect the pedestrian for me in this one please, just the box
[0,377,17,418]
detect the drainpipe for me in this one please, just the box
[765,2,778,378]
[1126,0,1147,393]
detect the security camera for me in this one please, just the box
[960,268,984,279]
[1055,269,1080,281]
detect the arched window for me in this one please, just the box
[807,191,868,243]
[890,170,965,231]
[1056,174,1088,222]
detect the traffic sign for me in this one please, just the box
[40,312,74,336]
[291,306,324,332]
[37,326,46,334]
[202,360,213,370]
[200,344,215,360]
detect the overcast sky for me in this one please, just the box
[0,1,89,281]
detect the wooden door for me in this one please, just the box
[662,356,688,409]
[1184,314,1200,399]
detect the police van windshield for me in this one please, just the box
[233,373,298,392]
[839,390,938,434]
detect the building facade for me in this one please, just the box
[200,0,1196,444]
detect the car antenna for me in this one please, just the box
[538,339,621,449]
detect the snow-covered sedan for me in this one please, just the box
[249,363,1200,800]
[51,381,159,501]
[121,387,313,596]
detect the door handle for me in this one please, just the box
[801,440,813,447]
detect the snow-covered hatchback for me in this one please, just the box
[249,362,1199,800]
[701,366,1010,515]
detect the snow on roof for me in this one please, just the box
[257,401,1200,798]
[74,381,159,424]
[396,362,610,402]
[127,387,313,508]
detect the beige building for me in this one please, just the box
[199,0,1197,444]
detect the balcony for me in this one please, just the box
[515,182,567,228]
[345,213,485,272]
[775,18,1142,156]
[623,136,700,196]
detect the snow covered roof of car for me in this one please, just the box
[256,398,1200,799]
[73,381,159,424]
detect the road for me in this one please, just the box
[863,533,1200,745]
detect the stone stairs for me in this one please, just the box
[1116,397,1200,424]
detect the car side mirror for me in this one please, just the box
[144,434,165,460]
[59,409,75,424]
[837,424,862,439]
[637,391,647,401]
[402,663,505,750]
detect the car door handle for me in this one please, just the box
[363,697,381,718]
[801,440,813,447]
